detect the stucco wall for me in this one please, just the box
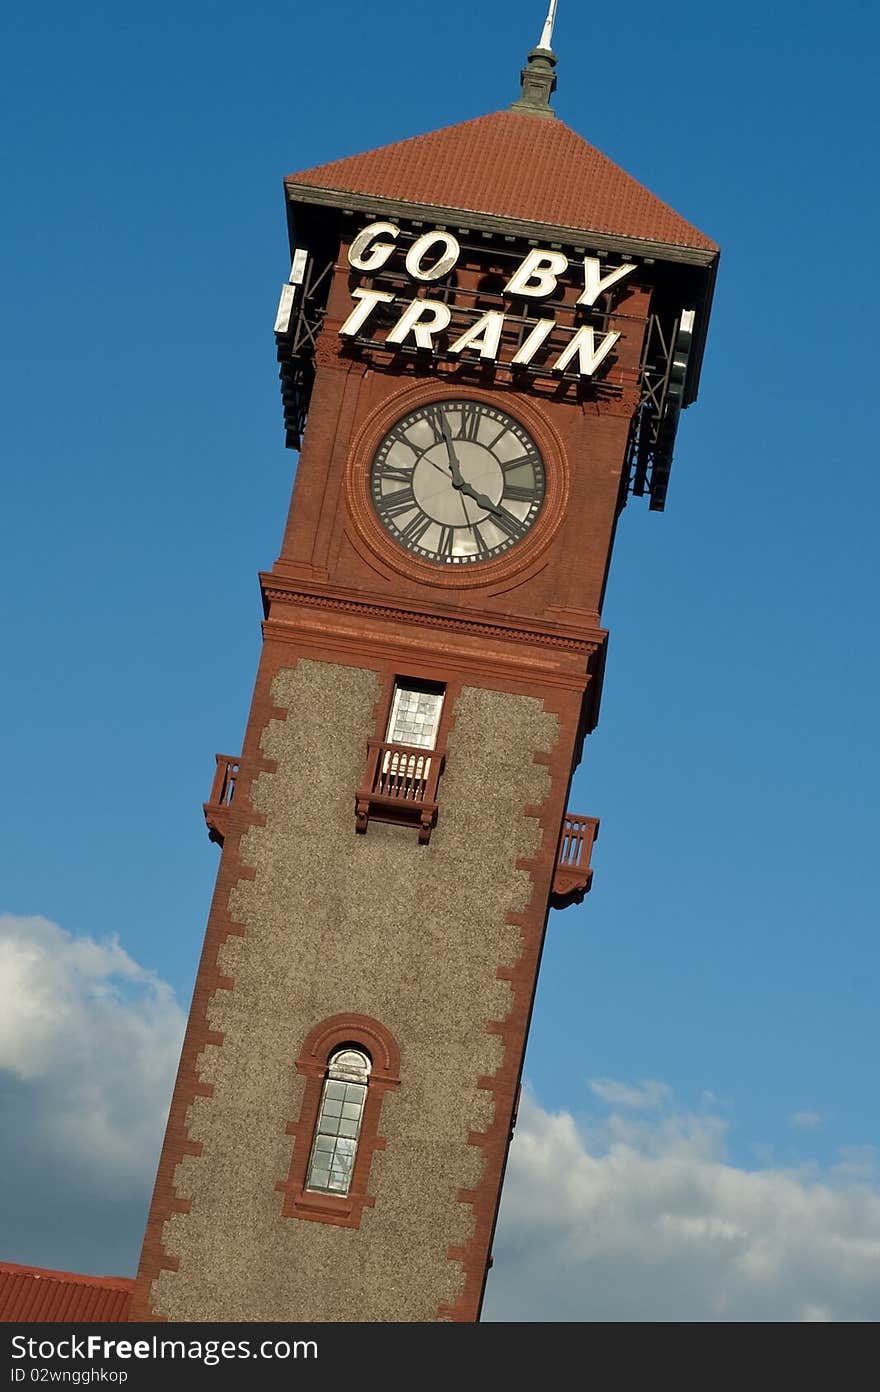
[152,658,557,1320]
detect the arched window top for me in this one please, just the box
[296,1013,401,1082]
[327,1047,371,1082]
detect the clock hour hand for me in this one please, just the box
[458,481,502,514]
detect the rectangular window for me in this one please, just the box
[355,679,447,843]
[385,680,445,750]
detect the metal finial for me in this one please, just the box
[538,0,558,51]
[509,3,559,118]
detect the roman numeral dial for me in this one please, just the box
[370,400,545,565]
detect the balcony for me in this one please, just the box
[203,754,240,847]
[551,813,599,909]
[355,740,445,845]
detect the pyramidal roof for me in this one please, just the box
[287,110,717,255]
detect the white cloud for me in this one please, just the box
[832,1146,880,1182]
[0,913,185,1273]
[484,1090,880,1322]
[790,1111,823,1130]
[3,916,878,1320]
[588,1077,672,1110]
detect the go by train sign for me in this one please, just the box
[337,221,635,380]
[275,220,638,383]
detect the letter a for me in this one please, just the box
[448,311,505,361]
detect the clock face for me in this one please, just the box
[370,400,545,565]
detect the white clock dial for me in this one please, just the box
[371,400,545,564]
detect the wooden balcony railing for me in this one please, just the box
[203,754,240,847]
[551,813,600,909]
[355,740,445,844]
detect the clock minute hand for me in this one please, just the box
[438,420,507,517]
[439,418,466,488]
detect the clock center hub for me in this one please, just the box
[413,444,504,524]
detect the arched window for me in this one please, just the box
[277,1014,400,1228]
[305,1047,371,1196]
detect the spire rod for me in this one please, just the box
[538,0,558,51]
[510,2,559,118]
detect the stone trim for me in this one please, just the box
[260,579,605,656]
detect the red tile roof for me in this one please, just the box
[288,110,716,253]
[0,1262,132,1323]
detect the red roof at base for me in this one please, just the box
[0,1262,132,1323]
[288,110,717,253]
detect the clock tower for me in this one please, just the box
[132,14,717,1323]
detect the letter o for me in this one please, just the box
[405,230,460,282]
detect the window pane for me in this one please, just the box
[305,1048,371,1196]
[386,682,444,750]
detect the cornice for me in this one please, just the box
[259,575,607,658]
[284,182,719,270]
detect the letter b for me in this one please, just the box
[504,249,568,299]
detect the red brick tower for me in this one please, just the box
[131,18,718,1322]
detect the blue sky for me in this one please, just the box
[2,0,879,1319]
